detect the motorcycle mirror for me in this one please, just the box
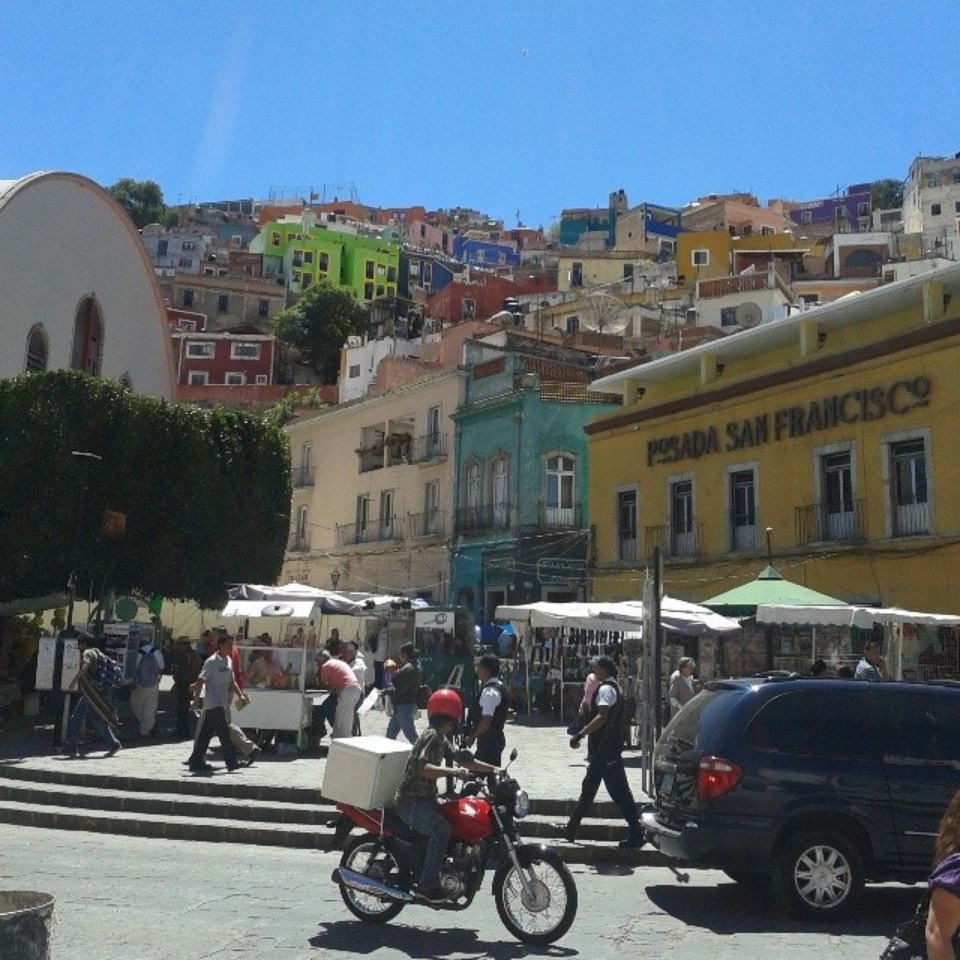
[454,748,475,764]
[509,748,518,762]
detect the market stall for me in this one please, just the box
[495,598,741,721]
[221,582,408,736]
[756,603,960,680]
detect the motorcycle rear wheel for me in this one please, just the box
[338,837,406,923]
[494,854,578,945]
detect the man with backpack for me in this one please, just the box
[63,632,123,759]
[130,635,165,738]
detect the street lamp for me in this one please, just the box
[66,451,103,629]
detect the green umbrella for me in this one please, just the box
[703,565,846,618]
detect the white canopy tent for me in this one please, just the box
[496,598,742,637]
[756,603,960,679]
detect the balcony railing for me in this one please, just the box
[336,516,404,547]
[412,432,448,463]
[356,444,384,473]
[455,502,513,534]
[644,521,702,559]
[892,501,929,538]
[795,500,867,545]
[407,510,446,539]
[287,531,310,553]
[292,465,315,489]
[536,500,583,529]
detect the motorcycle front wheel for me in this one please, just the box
[494,853,578,945]
[338,837,406,923]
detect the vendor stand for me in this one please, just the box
[222,582,413,743]
[756,603,960,680]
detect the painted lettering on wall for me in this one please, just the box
[647,376,930,466]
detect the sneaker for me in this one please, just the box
[105,744,122,758]
[226,763,241,772]
[245,746,261,767]
[189,762,215,773]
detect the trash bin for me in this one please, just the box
[0,891,55,960]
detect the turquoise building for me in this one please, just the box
[450,337,621,626]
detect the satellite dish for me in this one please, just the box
[261,603,295,617]
[580,291,629,334]
[734,302,763,328]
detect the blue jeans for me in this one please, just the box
[386,702,417,743]
[65,692,121,753]
[398,798,451,890]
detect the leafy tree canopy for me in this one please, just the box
[109,178,167,229]
[272,280,367,383]
[870,178,903,212]
[0,371,291,609]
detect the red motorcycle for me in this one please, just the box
[330,750,578,945]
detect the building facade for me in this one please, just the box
[585,263,960,633]
[450,341,621,625]
[282,368,463,602]
[0,172,175,398]
[902,154,960,252]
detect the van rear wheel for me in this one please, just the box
[773,830,863,920]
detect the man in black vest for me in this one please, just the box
[464,653,508,768]
[561,655,644,849]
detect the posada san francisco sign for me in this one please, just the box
[646,376,930,467]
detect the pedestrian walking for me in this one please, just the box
[186,633,241,773]
[63,633,122,759]
[129,638,164,738]
[384,642,421,744]
[170,639,201,739]
[560,655,644,849]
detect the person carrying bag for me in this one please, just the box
[881,789,960,959]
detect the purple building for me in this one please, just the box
[788,183,872,234]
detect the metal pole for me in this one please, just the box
[653,546,663,742]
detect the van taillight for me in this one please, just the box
[696,756,742,801]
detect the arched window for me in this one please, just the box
[71,296,104,376]
[25,324,49,374]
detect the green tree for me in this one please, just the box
[272,280,367,383]
[109,178,167,229]
[0,371,291,609]
[870,178,904,212]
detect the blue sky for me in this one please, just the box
[2,2,958,230]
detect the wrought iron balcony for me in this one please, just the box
[412,432,448,463]
[286,531,310,553]
[644,521,702,559]
[336,515,404,547]
[406,510,446,539]
[292,465,315,489]
[455,502,513,534]
[795,500,867,545]
[536,500,583,529]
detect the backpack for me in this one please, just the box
[136,647,161,688]
[94,652,125,689]
[416,684,432,710]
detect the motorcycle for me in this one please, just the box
[330,749,578,945]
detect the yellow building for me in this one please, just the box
[585,262,960,620]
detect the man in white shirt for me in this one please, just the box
[668,657,697,719]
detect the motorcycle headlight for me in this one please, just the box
[514,789,530,819]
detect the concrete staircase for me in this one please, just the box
[0,763,666,866]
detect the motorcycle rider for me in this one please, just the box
[463,652,508,769]
[394,688,501,904]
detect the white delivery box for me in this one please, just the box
[321,735,413,809]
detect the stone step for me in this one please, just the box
[0,790,667,866]
[0,761,633,821]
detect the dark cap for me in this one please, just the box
[591,655,618,677]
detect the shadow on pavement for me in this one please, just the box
[312,919,579,958]
[644,879,923,937]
